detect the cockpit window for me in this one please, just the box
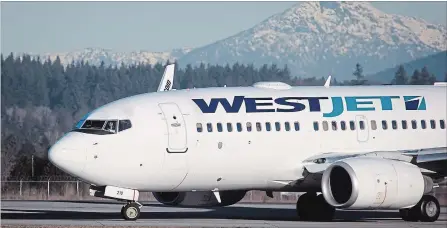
[119,120,132,132]
[104,121,117,133]
[73,119,131,135]
[82,120,106,129]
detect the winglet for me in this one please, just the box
[212,188,221,203]
[324,75,331,88]
[157,64,175,92]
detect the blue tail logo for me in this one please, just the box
[404,96,426,110]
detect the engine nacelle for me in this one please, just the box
[152,190,247,207]
[321,157,428,210]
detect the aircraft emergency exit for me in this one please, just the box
[49,64,447,222]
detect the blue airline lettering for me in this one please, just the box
[192,95,426,117]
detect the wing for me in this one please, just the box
[302,147,447,182]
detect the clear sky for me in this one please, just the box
[1,1,446,54]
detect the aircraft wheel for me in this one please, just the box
[419,195,440,222]
[315,194,335,221]
[296,193,335,221]
[399,207,420,222]
[122,202,140,221]
[296,192,316,221]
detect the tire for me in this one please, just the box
[296,193,317,221]
[315,194,335,222]
[122,203,140,221]
[419,195,440,222]
[399,207,420,222]
[296,193,312,221]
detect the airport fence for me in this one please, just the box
[1,179,446,205]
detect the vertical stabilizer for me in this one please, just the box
[157,64,175,92]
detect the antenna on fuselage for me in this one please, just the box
[324,75,332,88]
[157,64,175,92]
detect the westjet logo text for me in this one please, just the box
[192,96,426,118]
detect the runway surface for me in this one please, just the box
[1,200,446,227]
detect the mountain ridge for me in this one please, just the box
[178,1,446,80]
[368,50,447,83]
[12,2,447,80]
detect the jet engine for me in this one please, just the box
[321,157,433,210]
[152,190,247,207]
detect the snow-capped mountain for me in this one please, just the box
[178,1,447,80]
[31,2,446,80]
[39,47,193,66]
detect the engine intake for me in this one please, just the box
[321,157,428,210]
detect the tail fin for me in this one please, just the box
[324,75,332,88]
[157,64,175,92]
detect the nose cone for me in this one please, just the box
[49,132,87,176]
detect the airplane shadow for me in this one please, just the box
[3,202,442,222]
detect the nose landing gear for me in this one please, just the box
[121,201,142,221]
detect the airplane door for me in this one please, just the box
[355,115,369,142]
[158,103,188,153]
[158,103,188,190]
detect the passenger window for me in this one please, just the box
[217,123,223,132]
[246,122,252,132]
[421,120,426,129]
[349,121,355,130]
[227,123,233,132]
[382,120,387,130]
[441,120,445,129]
[402,120,407,129]
[392,120,397,130]
[265,122,271,131]
[196,123,203,132]
[411,120,417,129]
[340,121,346,131]
[313,121,319,131]
[237,123,242,132]
[322,121,329,131]
[118,120,132,132]
[430,120,436,129]
[371,120,377,130]
[294,122,300,131]
[285,122,290,131]
[331,121,337,131]
[275,122,281,131]
[359,121,365,130]
[256,122,262,131]
[207,123,213,132]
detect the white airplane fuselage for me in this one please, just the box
[49,85,447,193]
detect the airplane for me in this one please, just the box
[49,64,447,222]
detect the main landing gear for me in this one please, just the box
[399,195,440,222]
[296,192,335,221]
[121,201,142,221]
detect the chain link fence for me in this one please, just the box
[1,178,446,205]
[0,179,300,203]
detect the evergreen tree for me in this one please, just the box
[420,66,436,85]
[410,69,421,85]
[391,65,408,85]
[2,55,354,180]
[352,63,367,85]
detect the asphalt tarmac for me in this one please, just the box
[1,200,446,227]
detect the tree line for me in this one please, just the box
[1,53,445,180]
